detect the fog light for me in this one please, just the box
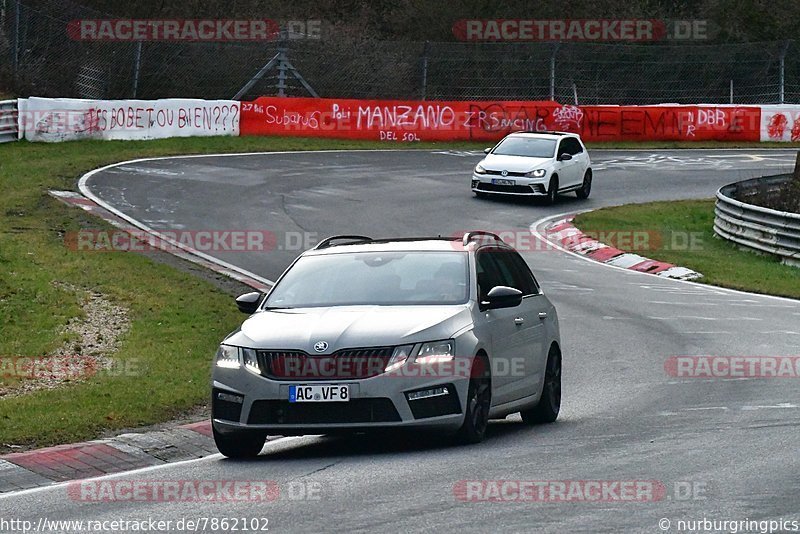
[471,180,479,188]
[216,391,243,404]
[407,386,449,401]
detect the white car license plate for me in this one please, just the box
[289,384,350,402]
[492,178,515,186]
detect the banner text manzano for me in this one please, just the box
[239,97,763,143]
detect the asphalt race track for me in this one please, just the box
[5,149,800,532]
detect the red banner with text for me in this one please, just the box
[240,97,761,143]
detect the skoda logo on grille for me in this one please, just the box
[501,170,508,177]
[313,341,329,353]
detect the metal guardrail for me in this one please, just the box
[714,173,800,267]
[0,100,19,143]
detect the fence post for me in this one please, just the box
[779,40,789,104]
[420,41,430,100]
[276,31,288,97]
[12,0,20,84]
[131,41,143,98]
[549,43,559,101]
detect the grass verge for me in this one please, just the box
[573,199,800,300]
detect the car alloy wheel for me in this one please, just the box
[576,170,592,199]
[545,176,559,205]
[455,355,492,444]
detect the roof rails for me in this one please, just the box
[462,231,503,247]
[313,233,505,250]
[313,235,373,250]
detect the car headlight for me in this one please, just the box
[525,169,547,178]
[215,345,240,369]
[414,340,455,365]
[385,344,414,373]
[474,164,487,175]
[242,348,260,374]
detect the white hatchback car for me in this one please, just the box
[471,132,592,204]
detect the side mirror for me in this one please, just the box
[484,147,492,154]
[558,153,573,161]
[235,292,264,314]
[481,286,523,310]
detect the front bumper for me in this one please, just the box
[471,174,548,196]
[211,364,469,435]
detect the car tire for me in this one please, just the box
[455,354,492,444]
[213,426,266,459]
[576,170,592,200]
[521,345,561,424]
[545,176,559,205]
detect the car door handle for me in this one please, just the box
[514,317,525,325]
[538,312,548,320]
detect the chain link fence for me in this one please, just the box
[2,0,799,104]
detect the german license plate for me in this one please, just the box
[492,178,515,186]
[289,384,350,402]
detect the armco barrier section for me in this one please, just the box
[714,174,800,267]
[17,97,240,142]
[0,100,18,143]
[239,97,764,143]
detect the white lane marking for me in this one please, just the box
[648,301,719,306]
[530,211,800,305]
[660,404,799,414]
[0,436,305,500]
[741,403,798,411]
[113,166,183,177]
[682,331,731,335]
[648,301,796,308]
[648,316,762,321]
[432,150,482,157]
[760,330,800,335]
[666,378,757,384]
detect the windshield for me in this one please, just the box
[491,137,557,158]
[265,251,469,307]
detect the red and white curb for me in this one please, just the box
[0,422,215,493]
[544,216,703,281]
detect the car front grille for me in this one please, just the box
[248,398,401,424]
[477,183,540,194]
[483,169,528,177]
[257,347,395,380]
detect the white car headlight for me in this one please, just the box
[415,340,455,365]
[474,164,488,175]
[385,344,414,372]
[215,345,241,369]
[525,169,547,178]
